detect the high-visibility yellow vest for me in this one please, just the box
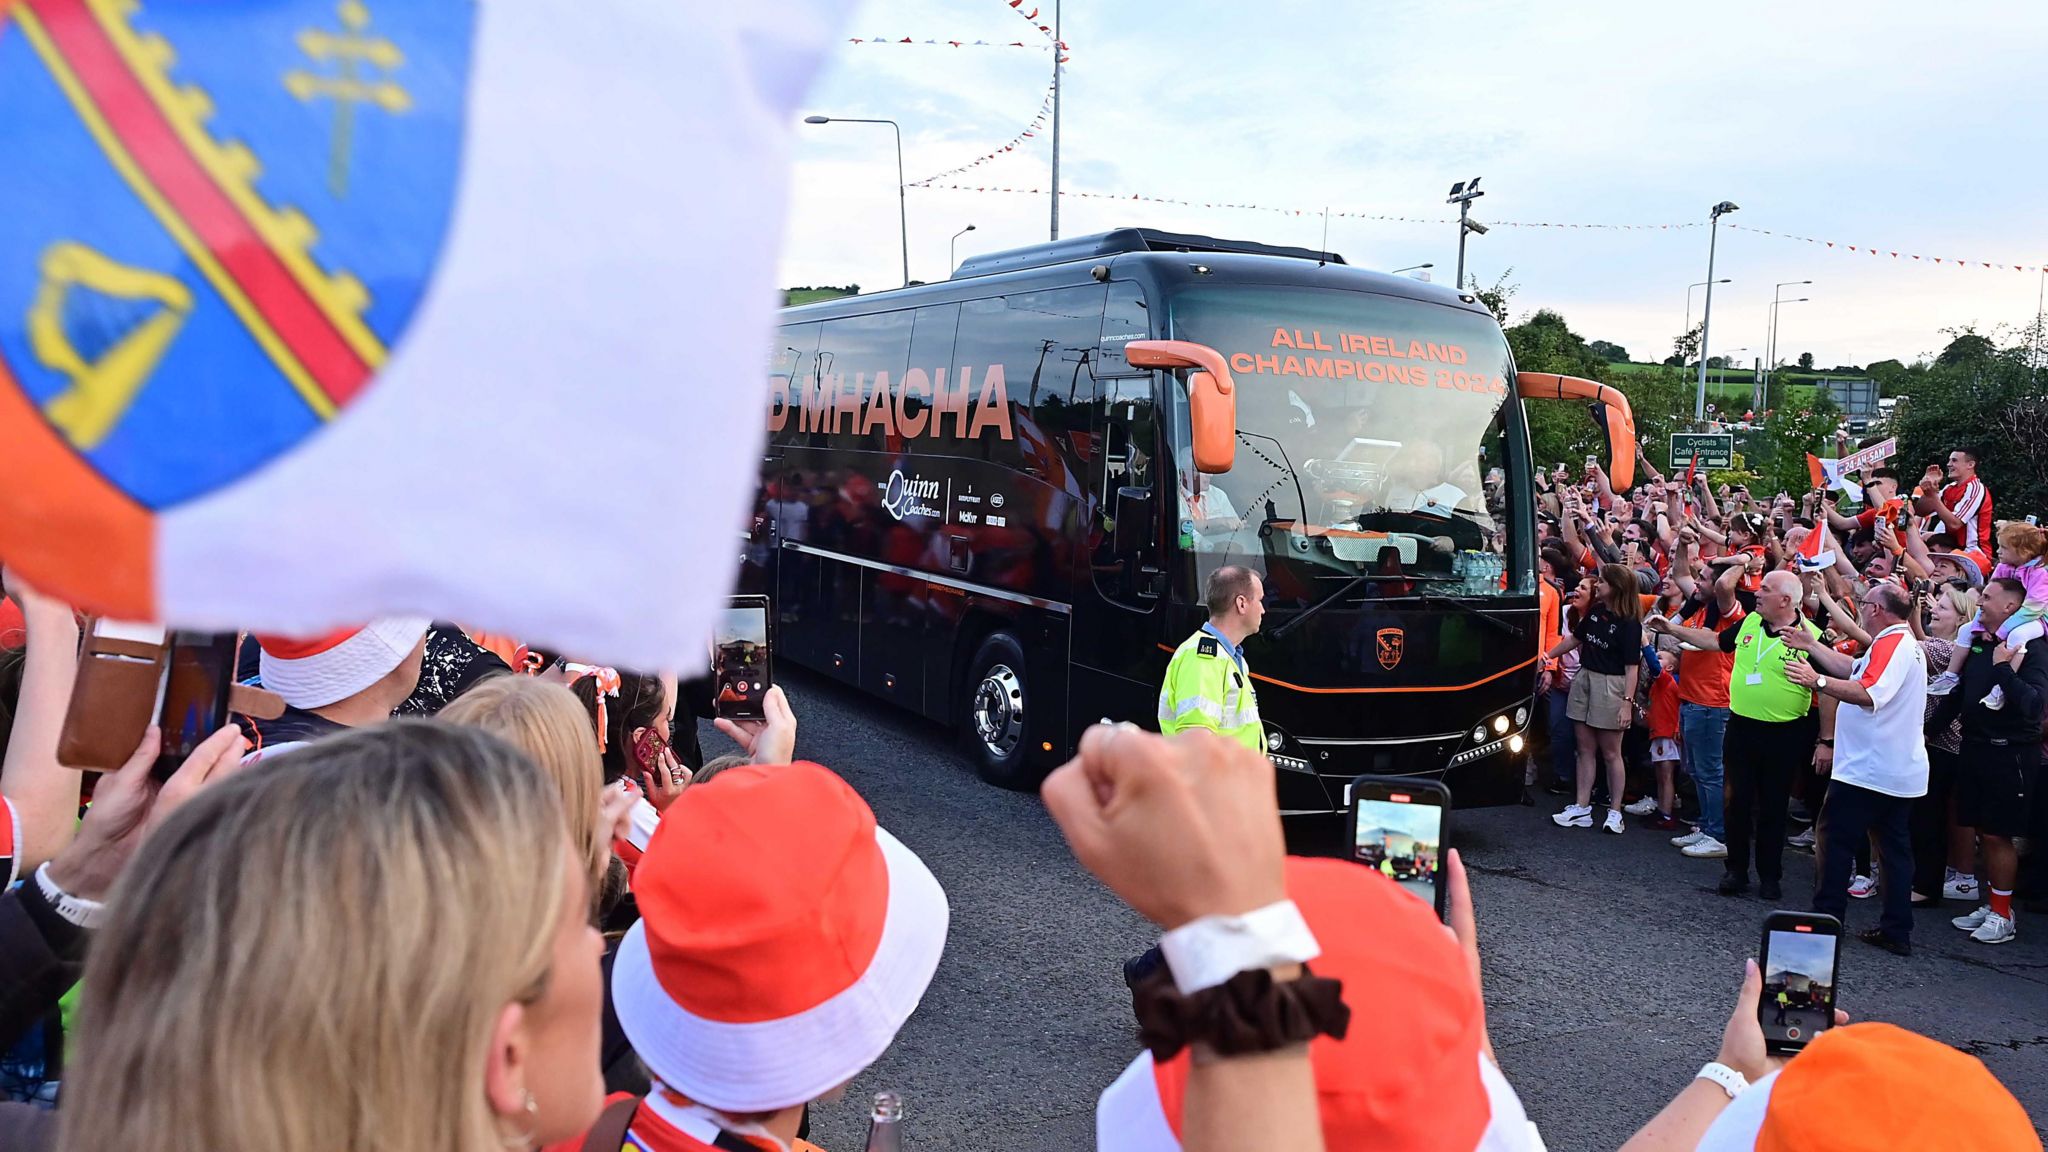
[1158,627,1264,752]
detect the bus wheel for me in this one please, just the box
[963,633,1035,790]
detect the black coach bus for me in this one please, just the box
[739,228,1635,812]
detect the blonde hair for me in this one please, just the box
[59,722,569,1152]
[693,751,751,785]
[1933,583,1979,628]
[1995,520,2046,563]
[441,675,608,899]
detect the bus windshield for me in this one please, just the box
[1166,284,1522,598]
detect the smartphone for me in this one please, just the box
[1584,454,1598,472]
[1758,911,1842,1053]
[712,595,773,720]
[152,631,239,778]
[1346,775,1450,920]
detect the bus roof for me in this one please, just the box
[781,229,1492,323]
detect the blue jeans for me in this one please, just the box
[1680,702,1729,841]
[1548,687,1574,787]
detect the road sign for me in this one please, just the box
[1670,432,1734,471]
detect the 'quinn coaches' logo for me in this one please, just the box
[882,470,942,522]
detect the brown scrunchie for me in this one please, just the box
[1131,963,1351,1061]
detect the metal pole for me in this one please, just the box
[1766,297,1778,397]
[1049,0,1061,240]
[1696,215,1723,422]
[891,121,909,287]
[1455,199,1469,289]
[2023,264,2039,381]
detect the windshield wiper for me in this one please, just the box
[1408,590,1524,638]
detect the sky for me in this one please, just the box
[780,0,2048,370]
[1763,930,1837,985]
[1353,798,1442,842]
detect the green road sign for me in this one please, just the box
[1670,432,1734,471]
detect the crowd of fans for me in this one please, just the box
[1535,445,2048,953]
[0,446,2037,1151]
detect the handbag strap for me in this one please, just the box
[581,1095,640,1152]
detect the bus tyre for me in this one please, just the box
[962,633,1036,790]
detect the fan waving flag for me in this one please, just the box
[0,0,839,669]
[1806,453,1864,504]
[1796,519,1838,571]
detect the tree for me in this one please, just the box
[1743,396,1843,498]
[1588,340,1631,363]
[1797,352,1814,370]
[1935,330,1996,368]
[1896,331,2048,517]
[1473,268,1518,326]
[1507,309,1687,476]
[1706,355,1731,369]
[1668,323,1702,368]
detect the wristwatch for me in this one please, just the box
[1818,737,1835,746]
[1815,676,1829,691]
[1696,1061,1750,1099]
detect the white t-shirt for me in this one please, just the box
[1831,624,1929,798]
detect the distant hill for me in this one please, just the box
[1605,361,1830,413]
[783,286,859,306]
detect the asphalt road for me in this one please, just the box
[703,671,2048,1151]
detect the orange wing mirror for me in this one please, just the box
[1125,339,1237,474]
[1516,371,1637,489]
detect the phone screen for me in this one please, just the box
[157,631,238,778]
[712,598,772,720]
[1759,915,1841,1052]
[1347,776,1449,919]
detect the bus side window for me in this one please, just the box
[817,310,914,453]
[953,285,1105,471]
[1097,282,1150,376]
[770,322,820,449]
[905,303,960,456]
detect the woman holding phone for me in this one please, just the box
[58,722,609,1152]
[1547,564,1645,834]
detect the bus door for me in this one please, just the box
[1069,282,1167,732]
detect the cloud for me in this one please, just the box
[782,0,2048,366]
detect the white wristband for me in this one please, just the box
[34,863,105,930]
[1157,900,1320,994]
[1696,1062,1749,1100]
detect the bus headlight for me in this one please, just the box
[1471,725,1487,742]
[1508,733,1525,754]
[1514,706,1529,729]
[1492,715,1510,734]
[1266,730,1285,753]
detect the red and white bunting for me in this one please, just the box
[1726,224,2045,274]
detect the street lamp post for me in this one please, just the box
[1447,178,1486,289]
[1391,262,1434,276]
[1765,280,1812,409]
[1684,278,1731,352]
[1049,0,1062,239]
[804,115,910,287]
[1695,201,1739,422]
[950,223,976,272]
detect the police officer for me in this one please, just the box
[1159,566,1266,751]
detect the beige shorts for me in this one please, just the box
[1567,669,1631,731]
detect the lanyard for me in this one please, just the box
[1750,633,1785,678]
